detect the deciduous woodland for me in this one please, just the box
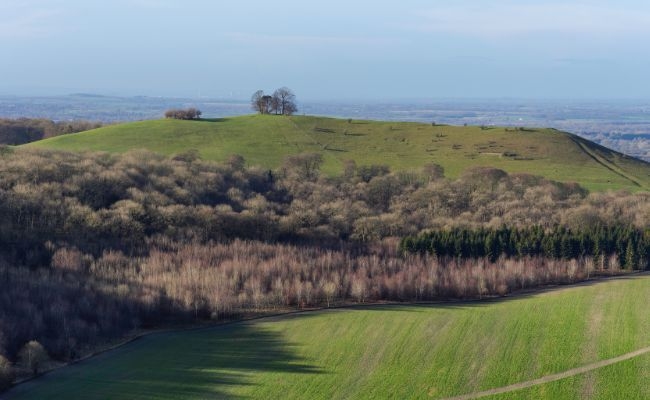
[0,147,648,386]
[0,118,102,145]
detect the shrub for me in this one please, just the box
[164,108,202,120]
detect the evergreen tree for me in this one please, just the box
[625,239,638,269]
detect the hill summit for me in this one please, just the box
[25,115,650,191]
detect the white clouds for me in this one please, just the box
[411,3,650,38]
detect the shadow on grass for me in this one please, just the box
[195,118,229,123]
[2,322,323,400]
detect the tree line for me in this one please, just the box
[400,225,650,268]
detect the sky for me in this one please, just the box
[2,0,650,100]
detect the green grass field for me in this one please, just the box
[5,274,650,400]
[24,115,650,191]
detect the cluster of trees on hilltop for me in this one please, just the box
[164,108,202,120]
[0,147,648,389]
[251,87,297,115]
[0,118,102,145]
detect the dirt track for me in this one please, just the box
[442,345,650,400]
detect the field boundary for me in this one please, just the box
[442,345,650,400]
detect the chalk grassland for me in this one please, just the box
[24,115,650,192]
[5,274,649,400]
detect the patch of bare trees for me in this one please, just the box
[251,87,297,115]
[164,108,202,120]
[0,118,102,145]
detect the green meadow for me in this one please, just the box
[24,115,650,191]
[5,274,650,400]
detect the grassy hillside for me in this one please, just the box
[5,274,650,400]
[25,115,650,191]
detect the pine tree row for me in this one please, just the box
[400,225,650,269]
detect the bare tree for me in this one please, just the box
[272,87,298,115]
[282,153,323,181]
[322,281,337,308]
[0,355,13,391]
[251,90,264,114]
[187,108,202,119]
[17,341,49,376]
[251,90,273,114]
[261,96,273,114]
[270,95,281,115]
[284,101,298,116]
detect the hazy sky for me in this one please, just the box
[2,0,650,100]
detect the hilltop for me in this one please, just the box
[24,115,650,191]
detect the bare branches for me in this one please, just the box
[251,87,298,115]
[272,87,297,115]
[164,108,202,120]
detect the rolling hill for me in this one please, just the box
[4,274,650,400]
[24,115,650,191]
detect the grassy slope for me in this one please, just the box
[5,274,650,400]
[24,115,650,192]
